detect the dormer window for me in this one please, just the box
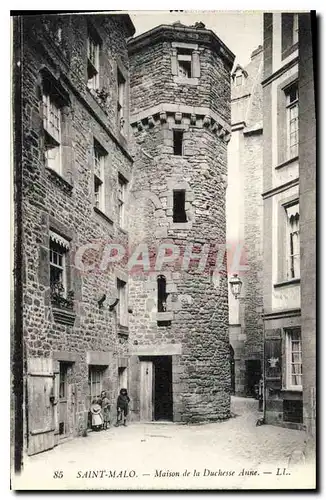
[235,74,243,86]
[171,43,200,83]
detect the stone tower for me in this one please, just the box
[127,22,235,423]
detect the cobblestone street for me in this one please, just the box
[14,397,315,490]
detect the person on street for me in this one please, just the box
[101,390,111,430]
[90,397,103,431]
[115,388,130,427]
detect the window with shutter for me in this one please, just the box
[43,93,62,175]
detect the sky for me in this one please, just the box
[129,11,263,68]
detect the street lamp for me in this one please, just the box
[229,273,243,300]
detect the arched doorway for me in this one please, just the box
[230,345,235,395]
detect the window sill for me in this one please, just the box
[274,278,300,288]
[93,207,114,225]
[281,388,303,394]
[275,156,299,170]
[157,311,173,322]
[52,307,76,326]
[45,167,73,194]
[117,325,129,337]
[173,76,199,86]
[170,221,191,230]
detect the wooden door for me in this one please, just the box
[58,363,68,438]
[140,361,153,421]
[27,358,55,456]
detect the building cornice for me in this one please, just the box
[261,56,298,88]
[262,177,299,200]
[262,308,301,320]
[128,24,235,70]
[130,103,231,142]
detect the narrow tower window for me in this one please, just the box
[173,190,187,223]
[173,130,183,156]
[157,275,168,312]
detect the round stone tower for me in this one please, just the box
[127,22,235,423]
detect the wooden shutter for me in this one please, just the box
[27,358,56,456]
[140,361,153,421]
[191,51,200,78]
[265,338,282,389]
[53,360,60,446]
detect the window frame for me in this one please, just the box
[93,140,106,213]
[118,174,128,230]
[285,328,302,391]
[87,33,100,90]
[284,202,300,280]
[49,232,69,297]
[88,365,104,404]
[285,84,299,160]
[117,278,128,327]
[117,68,126,135]
[177,50,192,78]
[173,130,184,156]
[42,93,62,175]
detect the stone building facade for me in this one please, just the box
[262,12,316,431]
[18,13,135,455]
[17,14,235,455]
[127,23,235,423]
[226,45,264,397]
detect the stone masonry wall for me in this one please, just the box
[21,14,133,438]
[128,29,233,423]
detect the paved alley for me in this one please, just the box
[14,397,315,490]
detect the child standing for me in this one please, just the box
[116,388,130,427]
[90,397,103,431]
[100,390,111,430]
